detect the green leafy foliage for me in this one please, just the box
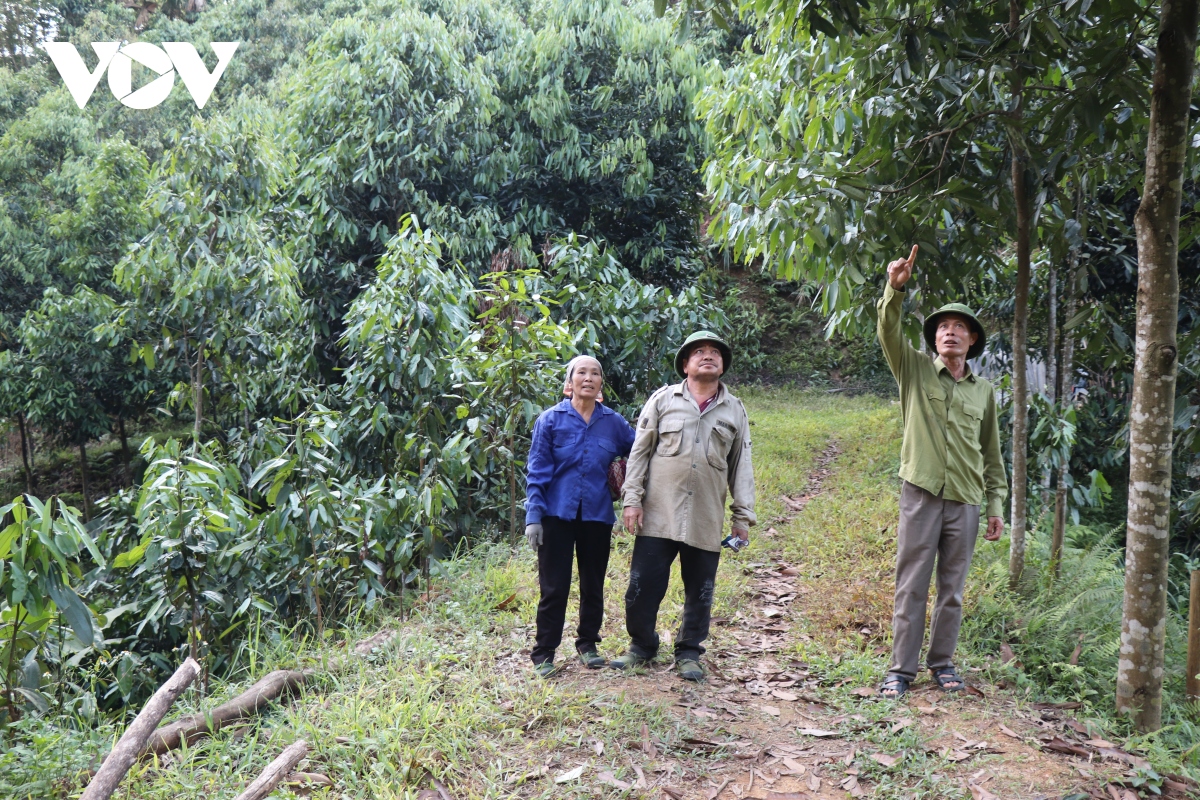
[0,495,104,725]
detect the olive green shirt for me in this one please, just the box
[877,284,1008,518]
[622,381,756,552]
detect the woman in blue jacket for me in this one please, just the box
[525,355,635,677]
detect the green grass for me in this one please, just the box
[8,387,1199,797]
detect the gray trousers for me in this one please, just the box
[887,481,980,682]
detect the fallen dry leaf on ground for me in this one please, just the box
[554,765,584,783]
[870,753,898,767]
[597,771,631,791]
[286,772,332,787]
[706,777,732,799]
[998,724,1020,739]
[796,728,839,737]
[969,782,999,800]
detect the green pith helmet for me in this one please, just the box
[675,330,732,378]
[924,303,987,360]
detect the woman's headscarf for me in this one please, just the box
[562,355,604,400]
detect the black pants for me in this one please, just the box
[532,515,612,664]
[624,535,721,662]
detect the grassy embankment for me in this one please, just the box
[12,388,1198,798]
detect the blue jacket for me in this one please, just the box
[525,400,636,525]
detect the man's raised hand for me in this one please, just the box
[887,244,919,290]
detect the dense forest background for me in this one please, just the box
[0,0,1198,790]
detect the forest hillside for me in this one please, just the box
[0,0,1198,797]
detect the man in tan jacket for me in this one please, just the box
[611,331,756,681]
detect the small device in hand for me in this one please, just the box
[722,533,748,552]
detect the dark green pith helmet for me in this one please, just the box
[675,330,732,378]
[923,303,986,360]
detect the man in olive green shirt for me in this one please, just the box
[876,245,1007,698]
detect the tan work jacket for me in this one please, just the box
[622,381,756,552]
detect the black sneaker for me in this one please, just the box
[609,652,651,670]
[578,648,606,669]
[676,658,705,681]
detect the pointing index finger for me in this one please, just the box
[907,244,919,266]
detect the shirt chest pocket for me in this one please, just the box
[656,418,685,457]
[954,400,984,440]
[553,432,580,458]
[926,385,947,420]
[594,436,618,461]
[707,421,736,470]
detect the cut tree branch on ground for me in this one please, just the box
[232,739,308,800]
[80,657,201,800]
[143,669,308,756]
[141,628,398,759]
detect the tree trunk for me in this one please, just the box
[1116,0,1197,732]
[117,414,131,486]
[79,658,201,800]
[1051,194,1086,574]
[1007,0,1032,590]
[185,565,200,667]
[77,436,92,523]
[1187,570,1200,702]
[511,321,520,546]
[192,343,204,445]
[1047,263,1058,408]
[1042,261,1057,498]
[4,608,25,727]
[16,413,33,495]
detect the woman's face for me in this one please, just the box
[569,359,603,401]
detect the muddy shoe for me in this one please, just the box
[533,661,560,679]
[609,652,651,670]
[676,659,705,681]
[578,648,606,669]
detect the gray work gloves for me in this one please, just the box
[525,523,544,549]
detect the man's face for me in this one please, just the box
[935,314,978,360]
[685,343,724,378]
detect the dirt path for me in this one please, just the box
[517,440,1169,800]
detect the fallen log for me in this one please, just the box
[80,657,201,800]
[233,739,308,800]
[354,628,398,655]
[143,669,307,756]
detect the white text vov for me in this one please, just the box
[43,42,239,110]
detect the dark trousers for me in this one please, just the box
[532,515,612,664]
[624,535,721,662]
